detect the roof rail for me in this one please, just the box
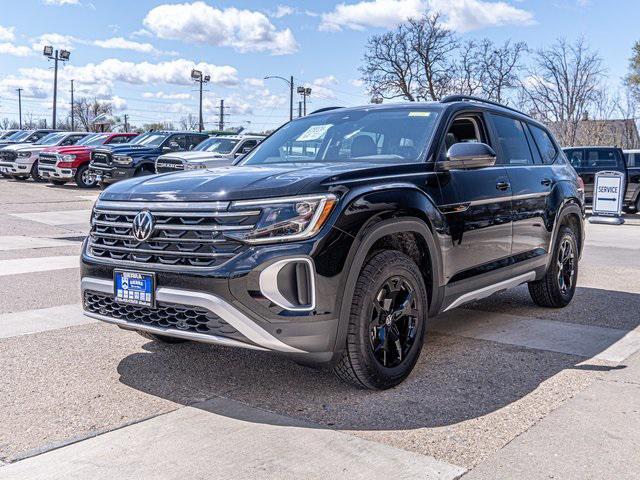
[309,106,344,115]
[440,95,530,118]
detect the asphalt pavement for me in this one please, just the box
[1,177,639,479]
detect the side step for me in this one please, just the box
[444,271,536,312]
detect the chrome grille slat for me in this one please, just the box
[88,200,257,268]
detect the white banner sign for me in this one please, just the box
[593,170,625,216]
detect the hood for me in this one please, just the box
[43,145,92,155]
[4,143,39,152]
[159,151,231,162]
[100,162,387,202]
[96,144,158,156]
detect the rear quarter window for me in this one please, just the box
[585,149,622,169]
[529,125,558,164]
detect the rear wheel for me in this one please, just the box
[333,250,427,390]
[75,164,97,188]
[528,225,578,308]
[137,331,189,344]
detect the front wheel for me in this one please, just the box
[75,164,97,188]
[528,225,578,308]
[333,250,428,390]
[30,161,45,182]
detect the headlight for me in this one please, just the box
[61,154,76,162]
[185,163,207,170]
[227,194,337,244]
[113,155,133,166]
[17,151,32,158]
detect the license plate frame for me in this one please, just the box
[114,270,155,308]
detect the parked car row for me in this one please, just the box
[0,129,265,188]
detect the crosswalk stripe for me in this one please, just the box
[10,210,91,226]
[0,256,79,276]
[0,304,96,339]
[0,236,76,252]
[432,308,640,362]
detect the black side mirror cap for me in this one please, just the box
[437,142,497,170]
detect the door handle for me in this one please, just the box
[541,178,552,186]
[496,181,510,191]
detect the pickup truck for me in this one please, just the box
[88,131,208,187]
[155,135,264,173]
[563,146,640,211]
[38,132,137,188]
[0,129,59,149]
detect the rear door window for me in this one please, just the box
[585,149,621,168]
[489,114,534,166]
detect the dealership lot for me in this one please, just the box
[1,178,639,479]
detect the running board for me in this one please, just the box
[444,271,536,312]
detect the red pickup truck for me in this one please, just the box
[38,132,138,188]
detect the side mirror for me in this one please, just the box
[241,146,253,154]
[437,142,497,170]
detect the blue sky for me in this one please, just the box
[0,0,638,131]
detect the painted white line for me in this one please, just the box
[433,308,640,363]
[0,256,79,276]
[10,209,91,227]
[77,195,99,202]
[0,304,95,339]
[0,397,465,480]
[0,236,75,252]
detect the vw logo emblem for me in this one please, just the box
[132,211,154,242]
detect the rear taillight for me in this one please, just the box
[576,176,585,192]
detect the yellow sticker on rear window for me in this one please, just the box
[408,111,431,117]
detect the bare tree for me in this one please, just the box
[520,38,605,146]
[360,24,419,101]
[143,121,175,131]
[626,40,640,101]
[0,118,10,130]
[408,13,458,101]
[179,114,198,131]
[73,97,114,132]
[476,39,527,103]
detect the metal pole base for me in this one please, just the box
[588,215,625,225]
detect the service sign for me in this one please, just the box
[593,170,625,216]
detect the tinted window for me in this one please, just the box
[585,149,621,168]
[490,114,533,166]
[34,133,66,145]
[239,140,258,153]
[565,149,583,168]
[195,137,238,154]
[130,133,167,147]
[30,131,51,142]
[188,135,205,149]
[529,125,558,164]
[624,152,637,167]
[242,108,440,165]
[60,134,86,146]
[107,135,132,144]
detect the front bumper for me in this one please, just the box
[88,164,135,184]
[39,164,76,181]
[0,160,31,175]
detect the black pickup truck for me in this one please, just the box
[563,146,640,211]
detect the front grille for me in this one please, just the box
[156,157,184,173]
[91,150,112,167]
[38,153,59,166]
[87,201,260,268]
[0,151,17,162]
[84,291,243,339]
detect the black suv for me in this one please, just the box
[81,97,584,390]
[88,131,208,186]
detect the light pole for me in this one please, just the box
[16,88,22,129]
[264,75,294,121]
[70,80,74,131]
[297,86,312,116]
[43,46,70,129]
[191,69,210,132]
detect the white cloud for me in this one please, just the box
[92,37,160,54]
[131,29,153,38]
[143,91,192,100]
[350,79,365,88]
[0,43,32,57]
[313,75,338,87]
[0,76,50,99]
[0,25,15,42]
[32,33,76,51]
[319,0,534,32]
[43,0,80,5]
[244,77,265,88]
[272,5,294,18]
[143,1,299,55]
[109,96,127,110]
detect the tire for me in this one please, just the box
[134,166,153,177]
[528,225,579,308]
[74,164,97,188]
[333,250,428,390]
[137,331,189,344]
[13,175,28,181]
[51,180,67,186]
[30,160,45,182]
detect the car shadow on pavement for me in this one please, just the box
[116,285,639,432]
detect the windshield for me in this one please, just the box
[129,132,167,147]
[6,130,30,142]
[194,137,238,154]
[0,131,17,140]
[77,133,109,146]
[34,133,66,145]
[241,108,440,165]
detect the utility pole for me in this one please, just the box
[264,75,295,122]
[43,46,70,129]
[218,99,225,131]
[70,80,74,131]
[16,88,22,129]
[123,114,129,133]
[191,69,210,132]
[298,101,302,118]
